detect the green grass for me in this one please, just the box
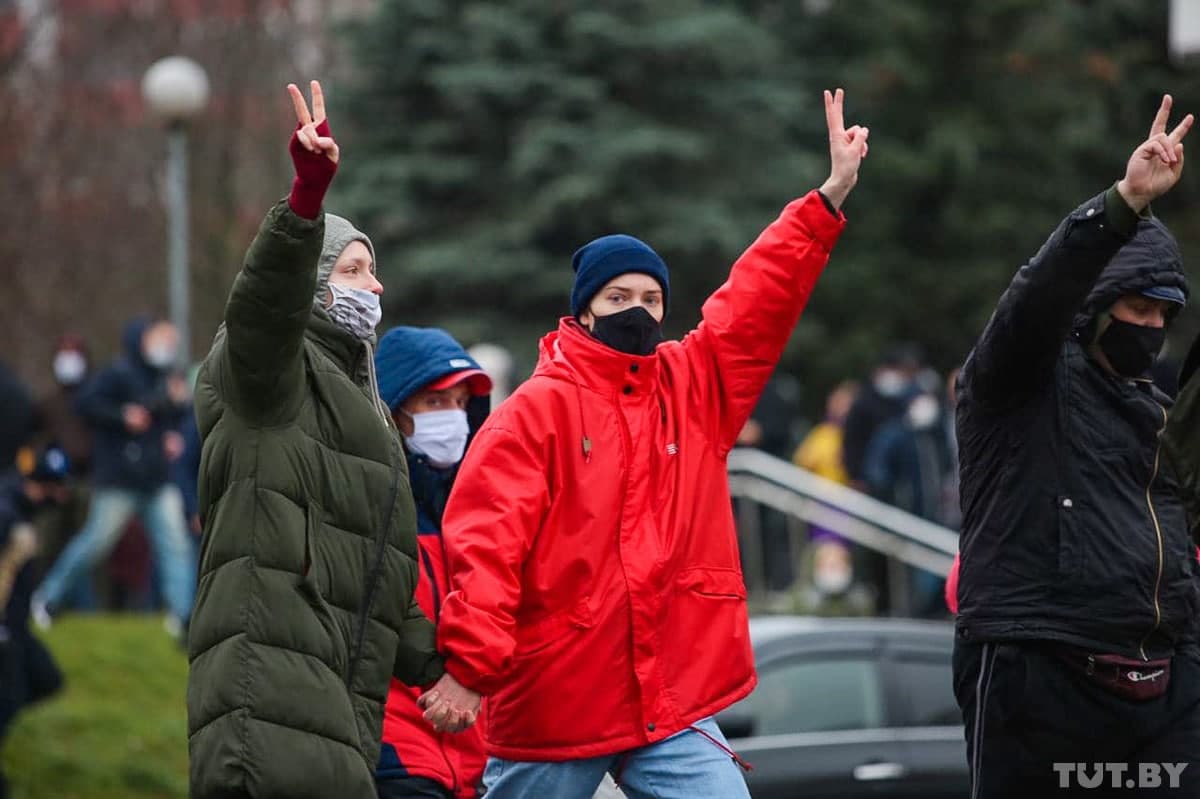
[2,615,189,799]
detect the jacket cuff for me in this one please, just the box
[784,190,847,249]
[1103,183,1145,239]
[444,655,495,696]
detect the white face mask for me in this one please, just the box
[907,394,941,430]
[406,409,470,468]
[874,369,909,398]
[144,343,177,370]
[327,283,382,339]
[53,350,87,386]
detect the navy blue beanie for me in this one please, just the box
[570,234,670,318]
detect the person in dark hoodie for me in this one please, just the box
[373,326,492,799]
[953,95,1200,795]
[186,81,446,799]
[31,317,194,635]
[0,445,69,799]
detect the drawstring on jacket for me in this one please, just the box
[362,339,391,425]
[556,335,593,463]
[574,380,592,463]
[610,725,753,789]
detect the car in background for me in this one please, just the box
[715,615,969,798]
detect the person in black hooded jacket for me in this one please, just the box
[953,95,1200,796]
[31,317,195,636]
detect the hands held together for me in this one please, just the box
[418,672,481,734]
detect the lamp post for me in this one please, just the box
[142,56,210,369]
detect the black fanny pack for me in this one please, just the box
[1054,648,1171,701]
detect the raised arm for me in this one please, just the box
[680,88,865,451]
[966,95,1193,408]
[218,81,340,423]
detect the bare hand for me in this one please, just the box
[820,88,869,210]
[1117,94,1193,212]
[418,673,481,734]
[287,80,339,164]
[123,404,152,434]
[164,431,186,462]
[167,374,190,405]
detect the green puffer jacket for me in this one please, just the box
[186,200,444,799]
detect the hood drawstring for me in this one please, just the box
[552,333,590,460]
[362,339,391,425]
[575,381,592,464]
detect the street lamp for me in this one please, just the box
[142,56,210,369]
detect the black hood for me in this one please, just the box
[1073,216,1188,335]
[121,316,154,371]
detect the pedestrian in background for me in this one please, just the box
[31,317,194,636]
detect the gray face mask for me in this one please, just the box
[326,283,382,339]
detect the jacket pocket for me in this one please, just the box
[676,566,748,600]
[662,567,751,707]
[297,502,348,681]
[1056,495,1081,581]
[513,595,595,660]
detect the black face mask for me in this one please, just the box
[1097,317,1166,377]
[589,306,664,356]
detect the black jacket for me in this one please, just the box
[956,186,1199,659]
[76,318,187,492]
[0,473,63,736]
[0,363,34,472]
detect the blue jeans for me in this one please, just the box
[36,485,195,622]
[481,717,751,799]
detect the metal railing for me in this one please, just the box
[726,447,959,615]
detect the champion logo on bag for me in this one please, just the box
[1127,669,1165,683]
[666,443,678,455]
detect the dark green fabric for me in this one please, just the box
[186,200,444,799]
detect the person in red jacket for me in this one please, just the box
[418,88,868,799]
[372,326,494,799]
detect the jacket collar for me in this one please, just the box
[538,317,660,394]
[306,307,370,375]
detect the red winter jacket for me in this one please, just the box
[379,521,487,796]
[438,191,846,761]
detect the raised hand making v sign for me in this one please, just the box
[819,87,869,210]
[286,80,340,220]
[1117,93,1194,213]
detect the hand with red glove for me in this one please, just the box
[286,80,340,219]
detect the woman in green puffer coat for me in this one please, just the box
[186,80,449,799]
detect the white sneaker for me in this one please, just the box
[31,596,52,631]
[163,614,183,640]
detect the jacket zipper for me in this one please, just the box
[1138,402,1168,661]
[347,433,403,689]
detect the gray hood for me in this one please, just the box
[314,213,377,308]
